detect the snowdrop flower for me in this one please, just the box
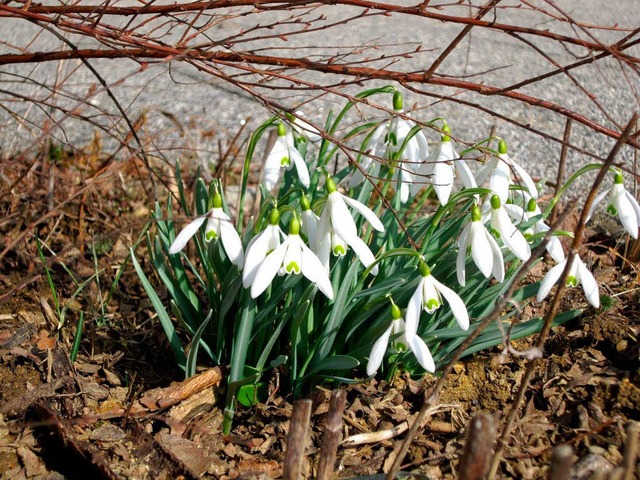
[169,193,244,268]
[457,204,505,286]
[537,254,599,308]
[476,139,538,203]
[366,299,435,376]
[263,122,310,192]
[488,195,531,262]
[317,177,385,275]
[250,217,333,299]
[587,170,640,239]
[413,125,476,205]
[300,195,320,251]
[350,91,428,203]
[288,111,322,143]
[405,262,469,338]
[504,196,565,263]
[242,209,284,288]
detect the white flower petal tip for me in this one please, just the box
[169,216,207,254]
[537,255,600,309]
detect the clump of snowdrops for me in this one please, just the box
[134,86,638,432]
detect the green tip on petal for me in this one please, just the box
[289,217,301,235]
[527,198,537,213]
[614,171,624,184]
[395,342,407,353]
[268,209,280,225]
[205,230,217,242]
[442,123,451,143]
[392,90,403,111]
[566,276,578,288]
[390,302,402,320]
[333,244,346,256]
[607,204,618,216]
[286,261,301,274]
[280,156,290,166]
[498,139,508,155]
[301,195,311,211]
[425,298,440,311]
[490,194,501,210]
[419,261,431,277]
[277,122,287,137]
[326,177,337,194]
[471,204,482,222]
[213,193,223,209]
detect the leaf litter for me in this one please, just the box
[0,141,638,479]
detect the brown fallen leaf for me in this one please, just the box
[36,330,56,351]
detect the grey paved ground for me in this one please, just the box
[1,0,639,195]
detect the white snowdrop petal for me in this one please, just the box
[250,241,288,298]
[169,216,207,254]
[455,159,478,190]
[586,189,609,223]
[288,144,310,188]
[537,259,566,302]
[409,335,436,373]
[577,258,600,308]
[487,230,505,282]
[494,208,531,262]
[613,185,639,239]
[300,242,334,299]
[342,195,385,232]
[366,323,394,376]
[405,281,424,338]
[264,139,288,191]
[433,161,454,206]
[470,223,494,278]
[490,160,511,203]
[218,215,244,267]
[432,277,469,331]
[511,159,538,199]
[348,234,379,275]
[242,228,273,288]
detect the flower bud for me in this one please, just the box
[213,193,223,209]
[393,90,403,111]
[289,217,301,235]
[268,209,280,225]
[490,194,501,210]
[498,139,508,155]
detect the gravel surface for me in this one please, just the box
[1,0,639,196]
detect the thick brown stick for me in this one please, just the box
[284,399,313,480]
[316,389,347,480]
[549,445,574,480]
[458,413,497,480]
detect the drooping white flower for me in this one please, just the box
[250,217,333,299]
[350,91,428,203]
[504,195,565,263]
[288,110,322,143]
[366,300,435,376]
[413,125,477,205]
[263,122,310,192]
[169,193,244,268]
[537,253,599,308]
[488,194,531,262]
[457,204,505,286]
[242,209,284,288]
[317,177,385,275]
[476,139,538,203]
[405,262,469,338]
[300,195,320,251]
[586,170,640,239]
